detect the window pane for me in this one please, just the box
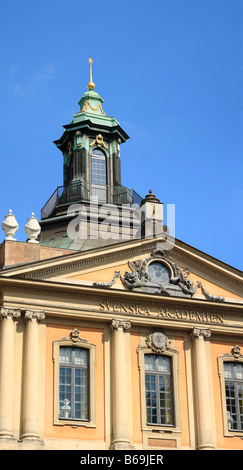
[239,384,243,416]
[147,262,170,285]
[225,382,237,429]
[74,348,88,365]
[158,356,170,372]
[60,346,72,364]
[145,354,156,371]
[59,398,72,419]
[236,364,243,380]
[224,362,234,379]
[159,375,173,425]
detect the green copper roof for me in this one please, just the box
[73,88,120,128]
[54,60,129,148]
[54,87,129,149]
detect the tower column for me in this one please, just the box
[110,319,133,450]
[0,308,21,439]
[21,310,45,440]
[191,327,215,450]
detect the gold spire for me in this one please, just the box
[87,57,95,90]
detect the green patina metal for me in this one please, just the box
[54,87,129,152]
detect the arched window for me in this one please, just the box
[218,345,243,436]
[53,330,96,427]
[224,361,243,431]
[137,331,181,446]
[91,149,107,202]
[91,149,106,186]
[59,346,89,420]
[145,354,174,425]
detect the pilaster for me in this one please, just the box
[110,319,134,450]
[0,308,21,439]
[21,309,45,440]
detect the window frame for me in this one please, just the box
[137,331,181,446]
[53,330,96,427]
[59,346,89,422]
[145,354,174,426]
[91,148,107,186]
[146,259,173,283]
[147,261,171,285]
[218,346,243,437]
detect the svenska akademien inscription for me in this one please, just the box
[99,301,224,324]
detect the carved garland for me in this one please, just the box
[81,100,107,115]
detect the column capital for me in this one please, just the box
[25,309,45,322]
[0,307,21,320]
[111,319,131,331]
[191,327,211,340]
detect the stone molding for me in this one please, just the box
[221,344,243,361]
[53,330,97,428]
[217,345,243,438]
[137,330,181,446]
[93,249,225,302]
[145,331,179,355]
[191,327,211,340]
[110,319,131,331]
[24,309,45,322]
[0,307,21,320]
[12,238,241,296]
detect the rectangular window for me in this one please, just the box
[145,354,174,426]
[59,346,89,421]
[224,362,243,431]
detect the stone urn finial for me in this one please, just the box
[25,212,41,243]
[2,209,19,240]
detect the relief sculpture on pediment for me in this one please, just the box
[92,249,225,302]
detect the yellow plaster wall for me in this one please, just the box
[211,340,243,449]
[131,332,143,444]
[68,264,126,286]
[175,336,191,448]
[68,264,241,300]
[45,323,105,442]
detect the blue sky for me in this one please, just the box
[0,0,242,269]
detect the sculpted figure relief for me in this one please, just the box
[93,249,225,302]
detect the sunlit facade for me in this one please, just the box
[0,64,242,450]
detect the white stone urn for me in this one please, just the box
[25,212,41,243]
[2,209,19,240]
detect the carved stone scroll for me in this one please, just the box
[92,249,225,302]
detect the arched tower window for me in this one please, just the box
[91,149,106,185]
[91,149,107,202]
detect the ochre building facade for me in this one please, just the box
[0,65,242,451]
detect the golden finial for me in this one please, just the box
[87,57,95,90]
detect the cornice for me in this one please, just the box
[0,237,242,295]
[0,276,242,315]
[1,239,157,279]
[172,244,242,290]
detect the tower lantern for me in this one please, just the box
[39,60,142,250]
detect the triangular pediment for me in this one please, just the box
[0,236,242,304]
